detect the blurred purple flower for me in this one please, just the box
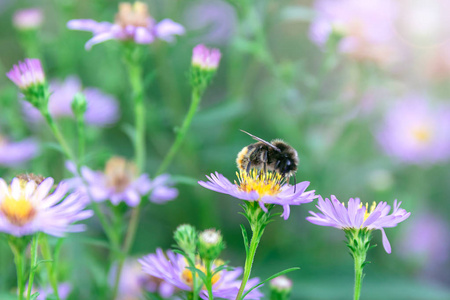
[7,58,45,90]
[0,177,93,237]
[192,44,221,70]
[398,211,450,270]
[139,249,263,299]
[66,157,178,207]
[184,0,237,45]
[377,95,450,165]
[0,135,38,167]
[307,196,411,253]
[110,259,175,299]
[310,0,400,64]
[13,8,43,30]
[22,76,119,127]
[36,282,71,300]
[67,2,184,50]
[198,170,316,220]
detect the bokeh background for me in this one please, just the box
[1,0,450,299]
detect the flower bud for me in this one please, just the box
[270,275,292,300]
[13,8,43,30]
[198,228,225,261]
[6,59,48,109]
[190,44,221,93]
[173,224,198,255]
[71,92,88,118]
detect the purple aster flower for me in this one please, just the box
[0,135,38,167]
[22,76,119,127]
[397,211,450,271]
[139,249,263,299]
[13,8,43,30]
[307,196,411,253]
[0,176,93,237]
[110,259,176,299]
[192,44,221,70]
[198,170,316,220]
[310,0,401,64]
[7,58,45,90]
[377,95,450,165]
[67,1,185,50]
[184,0,237,45]
[66,157,178,207]
[30,282,71,300]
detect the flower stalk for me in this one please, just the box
[9,237,28,300]
[39,234,61,300]
[26,235,39,300]
[345,228,372,300]
[236,202,271,300]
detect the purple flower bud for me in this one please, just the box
[192,44,221,70]
[13,8,43,30]
[7,59,45,90]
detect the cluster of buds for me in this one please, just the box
[7,58,48,111]
[71,92,88,120]
[190,44,222,94]
[173,225,225,261]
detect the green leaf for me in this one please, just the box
[30,292,40,300]
[240,224,249,255]
[170,175,200,186]
[241,267,300,299]
[121,123,136,144]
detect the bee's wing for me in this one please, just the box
[240,129,281,152]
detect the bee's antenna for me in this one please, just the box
[239,129,281,152]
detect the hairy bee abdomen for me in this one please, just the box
[236,146,250,171]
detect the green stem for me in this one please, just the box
[91,202,120,251]
[124,52,145,173]
[41,109,76,163]
[39,234,61,300]
[112,205,141,299]
[26,235,39,300]
[205,260,215,300]
[76,115,86,164]
[157,89,202,175]
[10,240,26,300]
[354,256,363,300]
[235,226,262,300]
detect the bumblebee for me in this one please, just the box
[236,130,299,187]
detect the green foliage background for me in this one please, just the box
[0,0,449,299]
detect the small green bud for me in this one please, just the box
[198,228,225,261]
[71,92,88,118]
[174,224,198,255]
[270,276,292,300]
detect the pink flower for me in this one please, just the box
[67,2,184,50]
[13,8,43,30]
[7,59,45,90]
[192,44,221,70]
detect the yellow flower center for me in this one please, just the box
[181,261,222,288]
[235,169,284,197]
[411,125,432,143]
[0,196,36,226]
[115,1,150,28]
[104,156,137,193]
[359,201,377,222]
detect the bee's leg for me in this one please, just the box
[293,174,297,193]
[263,150,268,174]
[246,161,252,174]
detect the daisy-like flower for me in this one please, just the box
[67,157,178,207]
[67,1,185,50]
[22,76,120,127]
[198,170,316,220]
[307,196,411,253]
[0,135,38,167]
[377,95,450,165]
[13,8,43,30]
[0,176,93,237]
[309,0,401,65]
[7,58,45,91]
[139,249,263,300]
[192,44,222,70]
[110,259,176,299]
